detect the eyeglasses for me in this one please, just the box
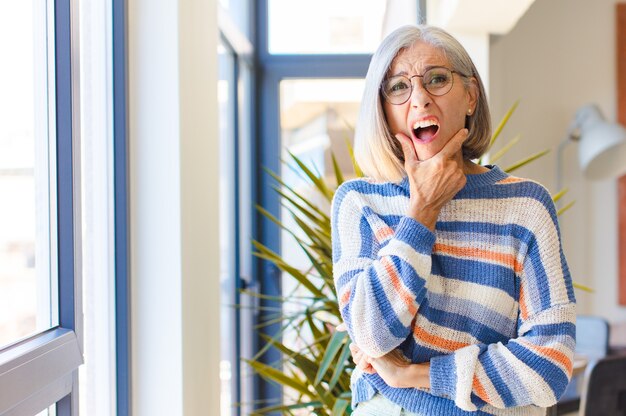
[381,66,468,105]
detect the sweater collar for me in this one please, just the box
[399,165,508,192]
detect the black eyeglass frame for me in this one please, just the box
[381,66,470,105]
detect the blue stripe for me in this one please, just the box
[480,349,516,406]
[484,347,531,406]
[420,307,511,345]
[390,255,427,295]
[561,250,576,303]
[335,270,358,291]
[437,221,535,247]
[524,240,553,310]
[529,322,576,337]
[335,254,427,303]
[457,180,554,212]
[508,342,570,397]
[365,267,411,340]
[409,343,446,362]
[358,215,376,258]
[428,292,517,338]
[431,256,517,297]
[332,179,408,214]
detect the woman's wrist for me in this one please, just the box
[407,362,431,389]
[407,206,439,231]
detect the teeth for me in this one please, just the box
[413,119,439,130]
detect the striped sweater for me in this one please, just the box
[331,165,576,415]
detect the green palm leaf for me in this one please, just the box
[315,330,348,384]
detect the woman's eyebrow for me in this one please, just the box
[390,70,409,77]
[389,65,445,77]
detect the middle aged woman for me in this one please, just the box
[331,24,576,415]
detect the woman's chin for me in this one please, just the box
[416,150,438,161]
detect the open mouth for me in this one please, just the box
[412,119,440,142]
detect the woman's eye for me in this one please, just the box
[390,81,410,92]
[428,75,448,85]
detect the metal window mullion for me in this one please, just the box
[113,0,131,414]
[232,46,243,416]
[55,0,83,414]
[55,0,75,333]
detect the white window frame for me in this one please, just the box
[0,0,83,414]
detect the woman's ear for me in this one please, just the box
[467,77,480,113]
[466,77,479,112]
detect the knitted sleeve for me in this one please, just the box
[331,180,436,358]
[429,187,576,411]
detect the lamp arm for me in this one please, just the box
[556,117,582,199]
[556,135,571,196]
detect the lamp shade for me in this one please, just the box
[575,104,626,180]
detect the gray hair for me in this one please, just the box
[354,24,492,182]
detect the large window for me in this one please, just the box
[0,1,83,414]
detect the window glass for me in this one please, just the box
[219,0,250,38]
[279,78,363,182]
[269,0,387,54]
[36,404,56,416]
[0,0,58,348]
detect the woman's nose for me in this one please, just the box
[410,79,432,108]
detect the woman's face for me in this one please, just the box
[383,41,478,161]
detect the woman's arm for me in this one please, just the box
[332,182,435,358]
[426,188,575,411]
[332,129,469,358]
[345,186,576,412]
[349,341,431,389]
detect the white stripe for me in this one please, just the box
[413,316,479,352]
[453,345,481,411]
[443,197,568,310]
[474,361,506,409]
[428,274,515,309]
[495,343,557,407]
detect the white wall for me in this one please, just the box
[128,0,220,414]
[490,0,626,322]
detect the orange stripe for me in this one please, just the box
[381,258,417,316]
[413,325,471,351]
[434,243,523,273]
[340,289,351,308]
[497,177,525,184]
[519,283,529,320]
[473,375,491,403]
[521,341,573,375]
[375,226,393,242]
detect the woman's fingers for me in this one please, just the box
[396,133,418,166]
[349,343,375,373]
[436,128,468,160]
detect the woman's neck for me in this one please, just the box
[463,160,490,175]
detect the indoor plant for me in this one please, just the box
[244,102,585,415]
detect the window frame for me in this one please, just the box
[252,0,372,410]
[218,4,255,414]
[113,0,131,414]
[0,0,83,414]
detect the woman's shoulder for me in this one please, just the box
[334,176,405,200]
[494,172,554,204]
[490,173,559,226]
[332,176,408,214]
